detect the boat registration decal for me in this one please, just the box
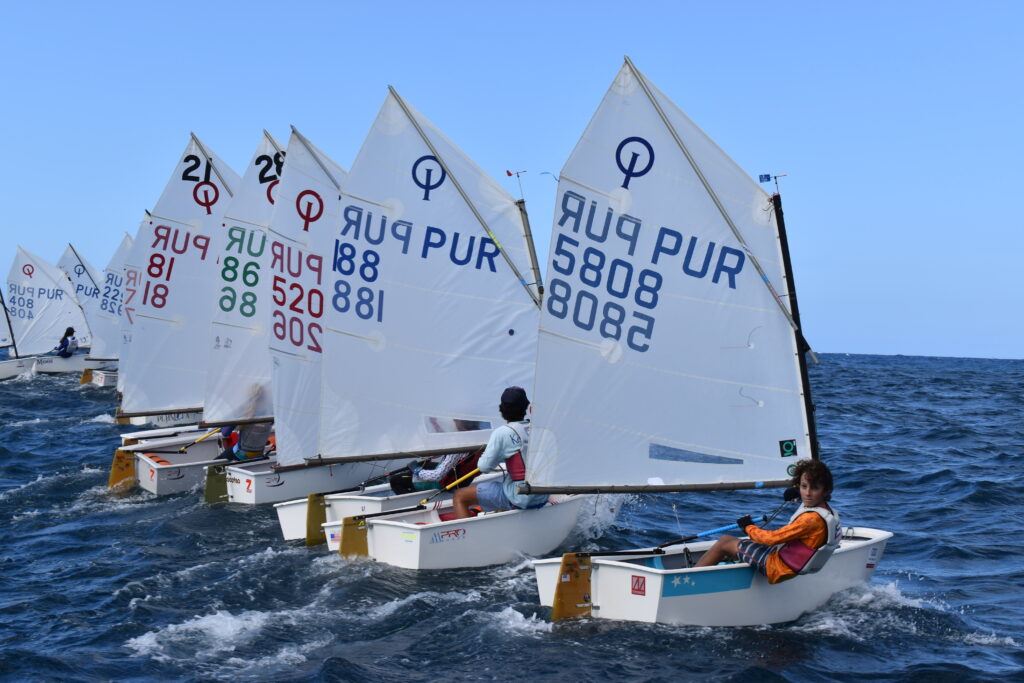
[400,533,416,543]
[429,528,466,544]
[867,546,879,569]
[661,567,754,597]
[631,575,646,596]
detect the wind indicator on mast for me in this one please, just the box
[759,173,788,194]
[505,169,527,199]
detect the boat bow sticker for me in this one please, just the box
[661,566,755,597]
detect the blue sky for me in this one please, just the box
[1,1,1020,359]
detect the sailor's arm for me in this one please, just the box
[745,513,825,545]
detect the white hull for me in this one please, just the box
[110,433,224,495]
[224,460,410,506]
[0,357,34,380]
[533,526,892,626]
[88,369,118,387]
[33,355,111,374]
[135,447,231,496]
[275,472,502,542]
[357,495,586,570]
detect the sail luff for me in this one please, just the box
[67,244,102,293]
[388,86,541,308]
[191,132,235,198]
[290,126,342,191]
[624,56,801,338]
[263,129,284,156]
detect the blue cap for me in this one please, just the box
[500,386,529,411]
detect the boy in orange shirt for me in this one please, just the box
[694,459,841,584]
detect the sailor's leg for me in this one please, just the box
[694,535,741,567]
[453,485,479,519]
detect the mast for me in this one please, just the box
[515,199,544,303]
[771,193,820,460]
[0,289,19,358]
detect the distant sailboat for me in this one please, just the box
[81,232,133,387]
[1,247,103,380]
[528,58,892,625]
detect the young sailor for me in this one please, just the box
[54,327,78,358]
[451,386,548,519]
[694,459,841,584]
[215,422,273,461]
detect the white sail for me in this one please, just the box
[98,233,133,361]
[6,247,90,356]
[527,61,812,490]
[268,129,347,466]
[57,245,117,357]
[118,219,149,393]
[317,90,539,459]
[203,131,284,424]
[120,136,241,414]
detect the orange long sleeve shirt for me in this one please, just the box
[743,512,828,584]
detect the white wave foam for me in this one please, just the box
[223,637,332,671]
[487,610,552,634]
[574,494,627,540]
[964,632,1019,647]
[126,609,272,662]
[86,413,116,424]
[0,473,47,501]
[8,417,42,427]
[788,582,931,641]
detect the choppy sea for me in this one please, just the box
[1,353,1022,681]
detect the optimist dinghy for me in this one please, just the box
[214,127,357,505]
[1,247,105,380]
[79,232,133,387]
[320,88,592,569]
[524,58,893,626]
[106,134,241,493]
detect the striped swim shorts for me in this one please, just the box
[736,539,774,576]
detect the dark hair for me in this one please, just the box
[791,459,833,501]
[63,327,75,338]
[499,386,529,422]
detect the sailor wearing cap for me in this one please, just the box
[452,386,549,519]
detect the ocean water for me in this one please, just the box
[1,353,1022,682]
